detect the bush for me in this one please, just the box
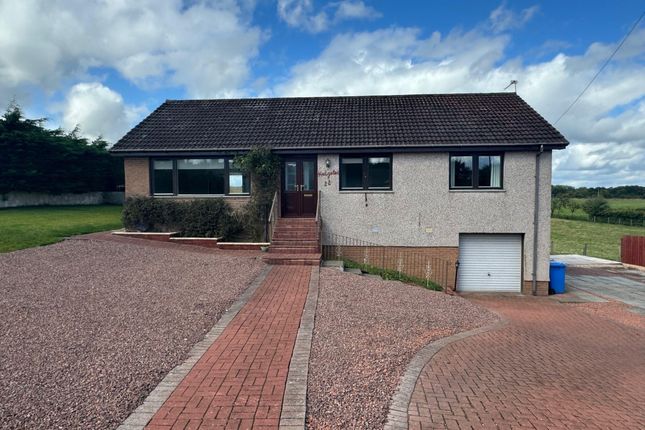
[181,199,240,238]
[122,197,240,238]
[582,197,610,218]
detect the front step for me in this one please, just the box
[269,246,319,254]
[268,217,320,265]
[262,253,321,266]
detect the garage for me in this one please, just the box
[457,234,522,292]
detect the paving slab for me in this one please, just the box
[551,254,622,267]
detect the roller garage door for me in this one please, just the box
[457,234,522,292]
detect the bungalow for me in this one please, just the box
[110,93,568,295]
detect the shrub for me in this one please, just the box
[122,197,240,238]
[181,199,240,238]
[582,197,610,218]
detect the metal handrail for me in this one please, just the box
[268,191,278,223]
[316,190,322,253]
[315,190,321,222]
[267,191,279,242]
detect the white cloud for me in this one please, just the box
[276,27,645,186]
[0,0,264,98]
[277,0,380,33]
[333,0,381,21]
[489,2,539,33]
[60,83,145,143]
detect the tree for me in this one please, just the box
[582,197,610,219]
[0,104,123,195]
[552,197,565,215]
[567,199,580,214]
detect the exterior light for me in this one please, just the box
[325,158,331,168]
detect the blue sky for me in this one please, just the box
[1,0,644,186]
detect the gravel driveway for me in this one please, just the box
[308,268,497,429]
[0,236,264,430]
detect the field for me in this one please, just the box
[553,198,645,221]
[0,205,123,253]
[551,217,645,261]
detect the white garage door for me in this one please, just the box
[458,234,522,292]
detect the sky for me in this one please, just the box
[1,0,644,187]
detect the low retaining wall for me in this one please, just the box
[0,191,124,208]
[323,245,458,290]
[112,231,267,250]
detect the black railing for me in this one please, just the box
[322,233,455,292]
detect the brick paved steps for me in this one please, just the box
[269,246,320,254]
[268,217,321,264]
[262,253,322,265]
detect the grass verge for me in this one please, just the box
[0,205,123,253]
[551,217,645,261]
[343,259,443,291]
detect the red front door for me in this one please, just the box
[281,158,317,217]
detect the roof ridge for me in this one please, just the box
[165,92,519,103]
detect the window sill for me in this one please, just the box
[339,190,394,194]
[153,194,250,198]
[449,189,505,193]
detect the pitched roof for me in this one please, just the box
[111,93,568,154]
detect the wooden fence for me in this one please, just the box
[621,236,645,267]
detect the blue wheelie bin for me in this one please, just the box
[549,261,566,294]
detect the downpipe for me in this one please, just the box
[532,144,544,296]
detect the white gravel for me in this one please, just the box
[0,237,264,430]
[307,268,498,429]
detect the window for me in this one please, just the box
[340,155,392,190]
[151,158,250,196]
[227,160,250,195]
[450,154,502,189]
[152,160,173,194]
[178,158,225,194]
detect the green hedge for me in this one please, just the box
[605,208,645,221]
[122,197,241,238]
[0,105,123,194]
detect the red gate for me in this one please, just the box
[621,236,645,267]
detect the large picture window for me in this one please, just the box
[151,158,250,196]
[340,155,392,190]
[450,154,502,189]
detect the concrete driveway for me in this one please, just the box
[553,254,645,313]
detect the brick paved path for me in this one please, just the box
[146,265,310,430]
[408,296,645,429]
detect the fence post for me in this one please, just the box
[583,243,588,256]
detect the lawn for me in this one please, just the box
[0,205,123,253]
[551,217,645,261]
[553,198,645,221]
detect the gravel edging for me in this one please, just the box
[279,266,320,430]
[118,264,272,430]
[384,318,508,430]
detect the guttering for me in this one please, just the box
[531,144,544,296]
[109,142,568,157]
